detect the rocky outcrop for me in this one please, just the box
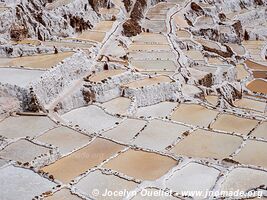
[122,19,142,37]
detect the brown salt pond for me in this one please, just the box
[16,39,41,46]
[102,118,146,143]
[37,126,91,155]
[89,69,126,82]
[0,116,56,139]
[41,138,125,183]
[171,104,218,127]
[234,98,266,112]
[221,167,267,193]
[124,76,172,88]
[211,114,259,135]
[176,30,191,39]
[0,52,74,69]
[233,140,267,168]
[104,149,177,180]
[134,101,178,118]
[130,60,177,72]
[0,139,50,163]
[251,122,267,140]
[246,79,267,95]
[245,60,267,71]
[133,119,191,151]
[171,129,243,159]
[44,188,82,200]
[100,97,132,115]
[166,163,220,195]
[74,170,138,199]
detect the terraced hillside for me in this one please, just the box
[0,0,267,199]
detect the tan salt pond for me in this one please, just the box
[131,60,177,71]
[171,129,242,159]
[93,21,114,32]
[166,163,220,195]
[183,50,205,61]
[89,69,126,82]
[194,16,214,27]
[234,98,266,112]
[75,170,138,199]
[146,13,167,20]
[42,138,125,183]
[101,97,131,115]
[0,139,50,163]
[246,79,267,95]
[176,30,191,39]
[135,101,178,118]
[142,19,167,33]
[43,40,94,49]
[133,119,190,151]
[196,38,221,51]
[76,31,106,43]
[207,57,224,65]
[226,43,246,55]
[0,52,74,69]
[124,76,172,88]
[173,14,188,28]
[128,44,171,52]
[104,149,177,180]
[44,188,82,200]
[102,118,146,143]
[132,33,169,44]
[37,126,91,155]
[233,140,267,168]
[236,64,250,80]
[98,7,120,16]
[129,51,175,60]
[0,116,56,139]
[221,167,267,193]
[211,114,259,135]
[251,122,267,140]
[62,105,122,133]
[205,95,219,106]
[171,104,218,127]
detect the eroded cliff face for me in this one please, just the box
[0,0,100,41]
